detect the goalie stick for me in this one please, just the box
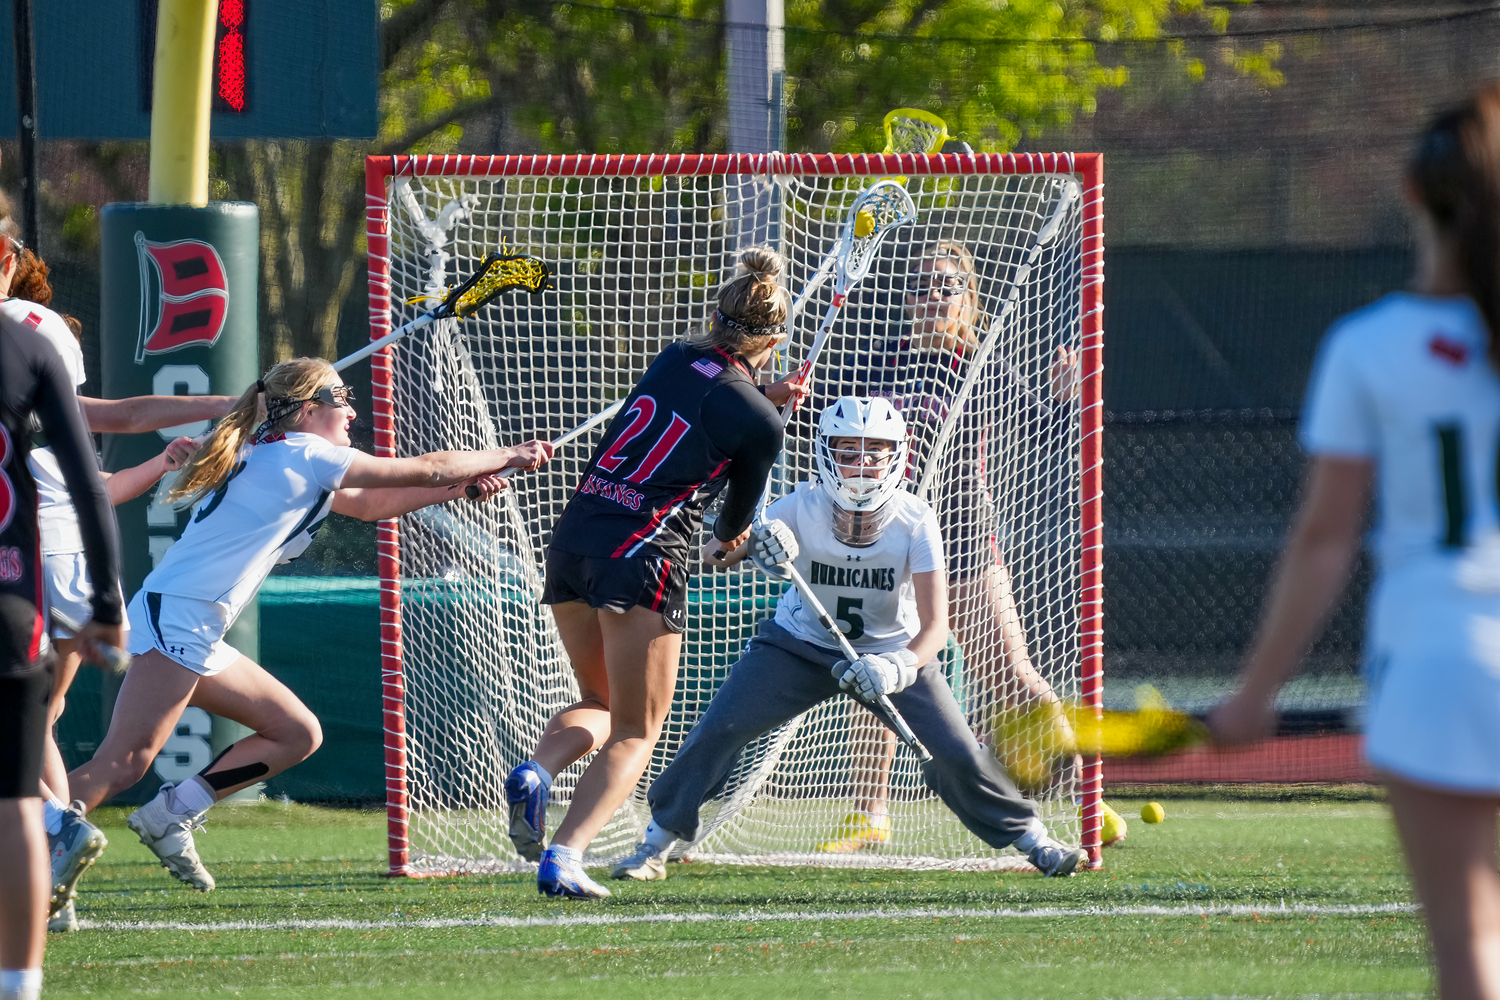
[913,177,1082,502]
[780,561,932,763]
[335,252,551,373]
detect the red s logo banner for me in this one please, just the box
[133,234,230,362]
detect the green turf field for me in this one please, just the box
[47,794,1430,999]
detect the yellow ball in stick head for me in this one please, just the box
[854,209,876,238]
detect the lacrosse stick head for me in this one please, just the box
[833,180,918,293]
[883,108,950,156]
[451,253,552,318]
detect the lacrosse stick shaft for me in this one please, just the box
[783,563,931,762]
[913,181,1081,502]
[777,296,845,424]
[333,313,436,372]
[466,397,628,498]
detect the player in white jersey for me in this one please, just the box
[63,356,553,894]
[1210,83,1500,1000]
[611,397,1086,882]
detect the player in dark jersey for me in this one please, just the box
[0,252,121,1000]
[508,246,807,899]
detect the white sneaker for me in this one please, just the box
[49,801,106,917]
[1027,838,1087,878]
[610,842,668,881]
[126,784,216,891]
[48,899,79,933]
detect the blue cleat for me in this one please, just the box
[537,847,611,899]
[49,801,107,917]
[504,762,549,863]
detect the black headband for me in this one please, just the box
[715,309,785,341]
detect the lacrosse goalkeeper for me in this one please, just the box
[612,396,1086,882]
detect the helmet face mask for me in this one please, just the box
[815,397,909,545]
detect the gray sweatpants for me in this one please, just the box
[649,618,1038,849]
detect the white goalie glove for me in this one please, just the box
[748,518,799,579]
[833,648,921,702]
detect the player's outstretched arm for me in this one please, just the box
[80,393,237,434]
[338,439,553,491]
[332,475,508,522]
[1208,455,1371,745]
[102,436,197,505]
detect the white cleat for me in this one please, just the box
[48,801,106,917]
[1028,838,1088,878]
[610,842,668,881]
[48,899,79,933]
[127,784,216,892]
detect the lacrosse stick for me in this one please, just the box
[780,562,932,762]
[779,180,917,425]
[334,252,551,373]
[785,110,948,324]
[881,108,951,186]
[464,397,627,499]
[50,609,131,674]
[913,177,1082,502]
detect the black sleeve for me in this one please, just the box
[702,382,783,543]
[33,351,122,626]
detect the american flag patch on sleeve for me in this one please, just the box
[690,358,723,378]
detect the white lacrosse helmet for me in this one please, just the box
[815,396,910,514]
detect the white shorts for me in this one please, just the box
[43,551,128,642]
[1364,567,1500,794]
[125,590,241,677]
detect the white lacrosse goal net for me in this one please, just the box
[366,152,1104,875]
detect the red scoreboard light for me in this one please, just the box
[215,0,247,114]
[0,0,376,140]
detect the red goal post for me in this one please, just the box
[365,151,1104,875]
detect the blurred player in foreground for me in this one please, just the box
[504,246,806,899]
[64,357,551,895]
[0,237,121,1000]
[1,245,238,931]
[1211,81,1500,1000]
[612,397,1087,883]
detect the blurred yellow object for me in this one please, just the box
[1142,802,1166,824]
[993,685,1208,787]
[1099,801,1128,846]
[817,812,892,854]
[854,209,876,237]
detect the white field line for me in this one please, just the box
[86,901,1418,934]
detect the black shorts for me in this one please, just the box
[541,548,690,634]
[0,593,52,798]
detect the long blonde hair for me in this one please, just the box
[170,357,337,504]
[689,245,791,357]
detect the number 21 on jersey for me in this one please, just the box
[596,395,691,484]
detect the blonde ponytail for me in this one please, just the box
[169,357,338,505]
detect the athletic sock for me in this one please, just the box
[168,775,217,817]
[0,967,43,1000]
[1012,817,1048,853]
[641,820,674,854]
[43,797,66,836]
[529,761,554,790]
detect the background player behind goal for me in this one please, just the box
[612,396,1087,882]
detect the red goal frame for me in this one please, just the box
[364,151,1106,873]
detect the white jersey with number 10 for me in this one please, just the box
[766,482,944,655]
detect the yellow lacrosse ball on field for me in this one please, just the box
[854,209,876,238]
[1141,802,1166,824]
